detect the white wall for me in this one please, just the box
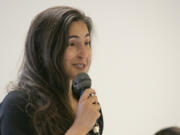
[0,0,180,135]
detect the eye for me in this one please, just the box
[68,41,78,46]
[69,42,75,46]
[85,41,91,46]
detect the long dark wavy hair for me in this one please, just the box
[15,6,92,135]
[155,127,180,135]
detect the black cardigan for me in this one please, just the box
[0,91,35,135]
[0,91,104,135]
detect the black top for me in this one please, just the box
[0,90,36,135]
[0,91,104,135]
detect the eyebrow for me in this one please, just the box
[68,33,90,39]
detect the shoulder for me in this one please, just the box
[0,90,28,113]
[2,90,28,103]
[0,90,35,135]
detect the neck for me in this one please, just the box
[68,80,73,98]
[68,80,78,114]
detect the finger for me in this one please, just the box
[88,99,101,111]
[94,104,101,114]
[95,104,101,111]
[80,88,96,100]
[88,95,98,104]
[97,111,101,119]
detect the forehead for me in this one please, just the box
[68,20,89,36]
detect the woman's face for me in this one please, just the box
[63,20,92,80]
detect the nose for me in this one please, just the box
[77,44,89,60]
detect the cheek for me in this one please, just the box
[88,50,92,62]
[63,50,72,67]
[64,56,71,67]
[63,48,76,69]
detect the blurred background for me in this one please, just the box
[0,0,180,135]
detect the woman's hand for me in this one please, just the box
[72,88,101,134]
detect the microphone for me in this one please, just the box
[72,72,103,135]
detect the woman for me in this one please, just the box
[0,6,103,135]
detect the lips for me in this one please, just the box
[73,63,86,69]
